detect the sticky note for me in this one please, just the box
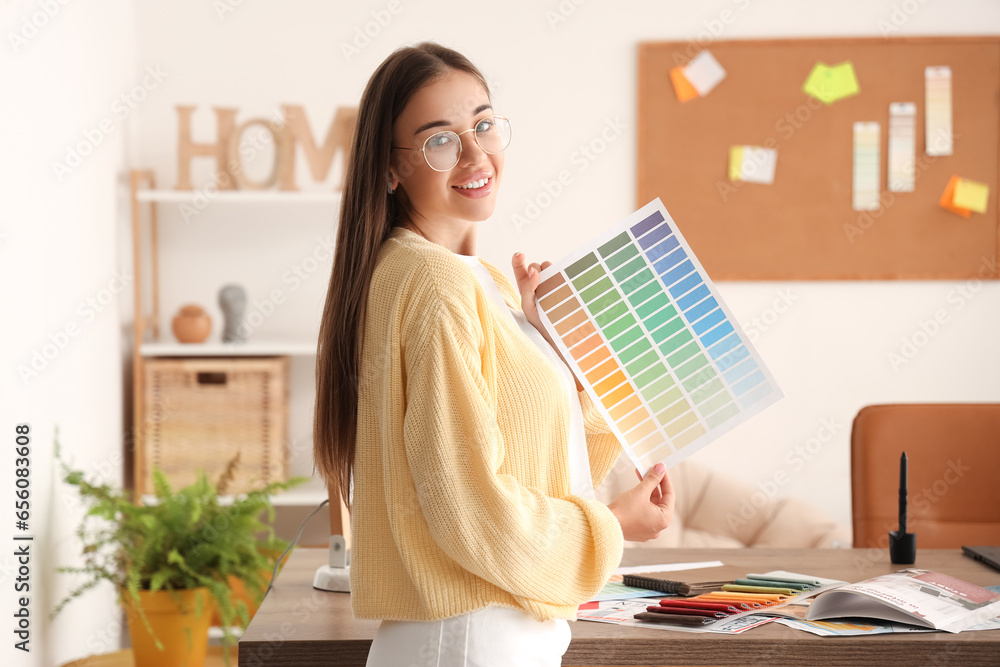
[888,103,917,193]
[939,176,972,218]
[925,67,953,156]
[670,67,699,102]
[952,178,989,214]
[803,61,860,105]
[682,50,726,97]
[852,122,881,211]
[535,199,782,473]
[728,146,744,181]
[729,146,777,185]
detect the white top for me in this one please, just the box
[454,254,595,500]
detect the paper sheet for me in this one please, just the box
[925,66,953,156]
[888,102,916,192]
[535,200,782,475]
[852,122,881,211]
[682,50,726,97]
[728,146,777,184]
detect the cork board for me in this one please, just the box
[637,36,1000,280]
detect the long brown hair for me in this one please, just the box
[314,42,491,512]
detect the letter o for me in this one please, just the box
[227,118,286,190]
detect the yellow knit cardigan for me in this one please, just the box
[349,226,624,622]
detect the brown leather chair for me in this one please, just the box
[851,404,1000,549]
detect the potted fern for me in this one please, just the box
[51,435,307,666]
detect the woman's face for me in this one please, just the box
[391,69,503,227]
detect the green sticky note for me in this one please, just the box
[953,179,989,214]
[803,61,860,104]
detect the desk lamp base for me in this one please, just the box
[313,535,351,593]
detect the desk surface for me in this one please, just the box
[240,547,1000,667]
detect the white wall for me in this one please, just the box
[130,0,1000,529]
[2,1,138,665]
[7,0,999,661]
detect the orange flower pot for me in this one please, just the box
[122,587,213,667]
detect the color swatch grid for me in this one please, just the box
[535,199,782,473]
[888,103,916,193]
[925,66,953,157]
[852,122,881,211]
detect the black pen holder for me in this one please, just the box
[889,530,917,564]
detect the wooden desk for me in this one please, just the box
[239,548,1000,666]
[61,645,234,666]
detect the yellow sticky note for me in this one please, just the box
[728,146,744,182]
[803,61,860,104]
[827,62,860,101]
[953,179,989,214]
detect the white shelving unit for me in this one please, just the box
[128,170,340,509]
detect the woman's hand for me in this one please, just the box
[607,463,675,542]
[511,251,553,343]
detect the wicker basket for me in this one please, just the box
[141,356,289,495]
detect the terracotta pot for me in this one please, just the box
[172,304,211,343]
[122,587,213,667]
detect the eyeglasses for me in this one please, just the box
[393,115,511,172]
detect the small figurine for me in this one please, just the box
[218,284,247,343]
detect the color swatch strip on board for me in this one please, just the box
[888,102,916,193]
[534,199,782,473]
[924,66,953,157]
[852,122,880,211]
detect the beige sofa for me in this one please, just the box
[594,458,851,549]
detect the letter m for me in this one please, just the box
[279,105,358,191]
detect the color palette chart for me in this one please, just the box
[852,122,881,211]
[924,66,953,157]
[535,199,782,473]
[888,103,916,193]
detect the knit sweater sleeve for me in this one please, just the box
[577,389,624,489]
[401,298,624,608]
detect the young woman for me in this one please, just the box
[314,42,675,667]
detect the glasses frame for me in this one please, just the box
[392,114,511,172]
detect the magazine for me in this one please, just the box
[806,569,1000,633]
